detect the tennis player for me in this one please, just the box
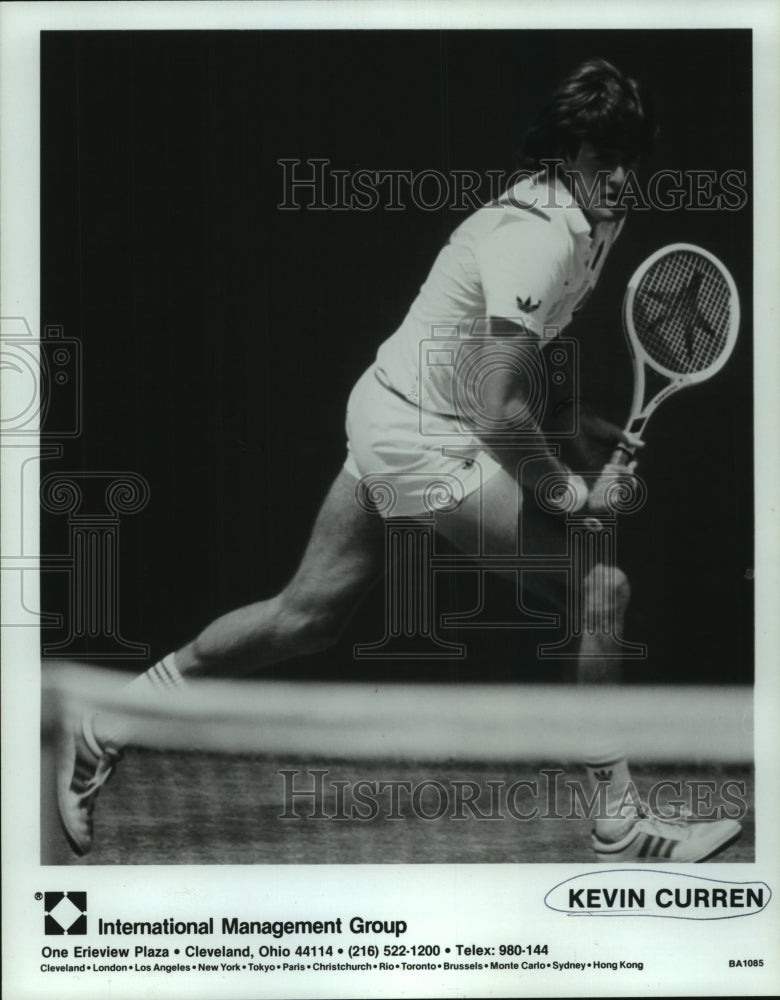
[59,58,741,862]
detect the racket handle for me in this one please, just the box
[589,441,637,512]
[609,442,636,467]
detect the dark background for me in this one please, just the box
[41,29,753,684]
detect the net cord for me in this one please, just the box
[41,664,753,764]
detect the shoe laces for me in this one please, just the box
[72,743,121,814]
[633,800,693,835]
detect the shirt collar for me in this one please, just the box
[503,173,623,243]
[546,176,592,237]
[545,176,626,247]
[509,173,592,238]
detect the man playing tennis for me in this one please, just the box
[59,58,741,862]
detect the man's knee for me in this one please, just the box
[187,589,347,673]
[584,564,631,614]
[277,589,346,654]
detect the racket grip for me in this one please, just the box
[609,442,635,466]
[589,442,636,513]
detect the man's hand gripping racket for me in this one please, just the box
[589,243,741,513]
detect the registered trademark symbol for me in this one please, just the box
[35,892,43,900]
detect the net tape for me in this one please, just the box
[42,662,753,763]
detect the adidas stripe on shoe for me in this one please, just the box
[592,805,741,863]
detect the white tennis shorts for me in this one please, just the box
[343,365,503,518]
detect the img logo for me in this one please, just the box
[44,892,87,935]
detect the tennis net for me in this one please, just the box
[41,661,754,865]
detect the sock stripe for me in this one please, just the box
[146,670,165,691]
[156,654,185,690]
[147,654,184,693]
[92,652,184,751]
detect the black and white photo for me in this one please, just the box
[1,3,778,999]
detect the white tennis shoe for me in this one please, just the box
[592,805,742,863]
[57,715,122,856]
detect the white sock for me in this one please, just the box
[91,653,186,751]
[584,737,635,838]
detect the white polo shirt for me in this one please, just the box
[374,173,623,417]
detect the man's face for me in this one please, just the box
[563,141,639,224]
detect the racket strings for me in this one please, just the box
[633,250,733,375]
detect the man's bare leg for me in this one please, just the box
[91,469,385,747]
[434,469,741,858]
[432,468,635,838]
[432,467,630,676]
[178,469,386,676]
[59,469,385,854]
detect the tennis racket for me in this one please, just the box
[611,242,740,458]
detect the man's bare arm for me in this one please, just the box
[460,317,587,507]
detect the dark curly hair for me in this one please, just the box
[518,58,656,169]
